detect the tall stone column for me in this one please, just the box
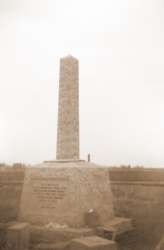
[56,55,79,160]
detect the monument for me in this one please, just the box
[19,55,130,234]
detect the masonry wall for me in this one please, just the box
[109,169,164,245]
[0,167,24,222]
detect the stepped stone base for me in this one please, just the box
[3,221,133,250]
[34,242,69,250]
[31,226,94,245]
[70,236,117,250]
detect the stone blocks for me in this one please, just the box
[6,222,30,250]
[34,242,69,250]
[31,226,94,245]
[96,217,133,240]
[70,236,117,250]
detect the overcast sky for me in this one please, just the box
[0,0,164,167]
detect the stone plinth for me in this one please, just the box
[6,222,30,250]
[70,236,117,250]
[19,162,114,227]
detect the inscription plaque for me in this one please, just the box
[31,177,68,209]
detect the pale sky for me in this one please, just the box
[0,0,164,167]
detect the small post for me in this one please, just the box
[87,154,91,162]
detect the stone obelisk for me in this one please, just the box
[56,55,79,160]
[19,55,117,229]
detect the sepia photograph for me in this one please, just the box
[0,0,164,249]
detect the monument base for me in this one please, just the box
[19,162,114,227]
